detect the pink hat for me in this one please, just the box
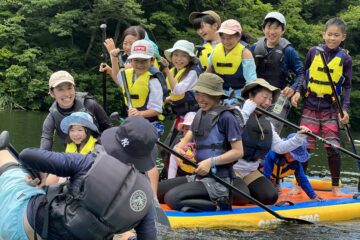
[177,112,196,131]
[217,19,242,35]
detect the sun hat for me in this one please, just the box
[188,10,221,26]
[193,73,228,98]
[100,116,157,172]
[264,12,286,26]
[49,70,75,89]
[60,112,99,134]
[241,78,280,103]
[127,39,154,60]
[164,40,198,63]
[177,112,196,131]
[285,133,310,163]
[217,19,242,35]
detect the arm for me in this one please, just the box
[141,78,163,118]
[85,99,112,132]
[171,70,198,95]
[286,47,305,91]
[237,99,256,124]
[242,48,257,83]
[133,204,157,240]
[293,162,317,199]
[263,151,277,179]
[271,127,307,154]
[340,54,352,112]
[40,113,55,150]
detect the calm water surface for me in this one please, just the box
[1,111,359,239]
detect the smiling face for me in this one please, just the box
[220,33,241,52]
[172,50,191,70]
[130,58,152,77]
[196,22,219,42]
[50,82,76,109]
[195,92,220,112]
[322,25,346,50]
[250,88,273,109]
[263,22,285,48]
[123,35,139,56]
[69,125,87,144]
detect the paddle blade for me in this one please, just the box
[0,131,10,150]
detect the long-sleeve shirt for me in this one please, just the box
[263,150,317,199]
[296,45,352,112]
[21,148,157,240]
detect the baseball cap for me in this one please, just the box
[49,70,75,88]
[127,39,154,60]
[264,12,286,26]
[217,19,242,35]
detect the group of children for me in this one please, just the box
[39,9,352,213]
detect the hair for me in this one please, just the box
[262,18,285,31]
[193,15,219,30]
[324,17,347,34]
[121,25,146,42]
[219,32,254,45]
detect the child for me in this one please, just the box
[206,19,256,98]
[292,18,352,196]
[167,111,197,179]
[262,133,322,200]
[40,70,111,150]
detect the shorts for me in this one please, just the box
[0,168,45,240]
[299,108,340,149]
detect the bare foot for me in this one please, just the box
[287,185,302,195]
[332,186,346,197]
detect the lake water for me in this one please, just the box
[0,111,359,239]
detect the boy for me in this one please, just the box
[40,70,111,150]
[292,18,352,196]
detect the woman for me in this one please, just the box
[157,72,246,212]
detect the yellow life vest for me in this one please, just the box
[153,58,160,70]
[198,42,213,71]
[212,43,244,75]
[122,69,152,109]
[65,135,98,155]
[307,50,346,96]
[166,67,187,102]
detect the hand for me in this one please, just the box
[160,57,170,68]
[281,87,295,98]
[338,110,349,125]
[291,92,301,108]
[195,158,211,176]
[127,108,140,116]
[25,172,47,188]
[165,96,172,104]
[297,125,311,134]
[104,38,116,54]
[124,62,132,69]
[312,195,323,201]
[110,48,121,58]
[99,63,112,75]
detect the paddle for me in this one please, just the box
[316,46,360,191]
[156,140,313,225]
[100,23,108,112]
[117,50,133,109]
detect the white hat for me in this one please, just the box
[264,12,286,26]
[128,39,154,60]
[164,40,198,63]
[177,112,196,131]
[49,70,75,88]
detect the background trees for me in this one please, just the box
[0,0,359,126]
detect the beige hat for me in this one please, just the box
[189,10,221,26]
[217,19,242,35]
[241,78,280,103]
[49,70,75,88]
[193,73,227,98]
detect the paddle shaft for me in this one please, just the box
[156,141,313,224]
[117,52,133,108]
[100,24,108,112]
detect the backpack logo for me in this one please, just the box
[130,190,147,212]
[120,138,130,147]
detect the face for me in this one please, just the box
[123,35,139,56]
[263,22,285,47]
[250,88,273,109]
[322,25,346,50]
[50,82,75,109]
[284,152,295,163]
[130,58,152,76]
[195,92,220,111]
[182,125,190,135]
[196,22,219,41]
[69,125,87,144]
[220,33,241,52]
[172,50,191,70]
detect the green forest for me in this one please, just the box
[0,0,359,126]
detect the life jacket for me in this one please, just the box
[65,135,98,154]
[166,67,199,116]
[211,43,246,90]
[44,147,153,240]
[192,105,244,178]
[122,67,166,122]
[253,37,291,89]
[259,157,295,180]
[49,92,94,145]
[198,42,214,72]
[242,113,273,162]
[306,47,347,96]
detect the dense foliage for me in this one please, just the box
[0,0,359,126]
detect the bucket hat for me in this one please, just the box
[188,10,221,26]
[217,19,242,35]
[100,116,157,172]
[128,39,154,60]
[49,70,75,89]
[241,78,280,103]
[164,40,198,63]
[285,133,311,163]
[193,73,228,98]
[264,12,286,26]
[60,112,99,134]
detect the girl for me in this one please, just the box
[232,79,311,205]
[207,19,257,99]
[158,73,244,212]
